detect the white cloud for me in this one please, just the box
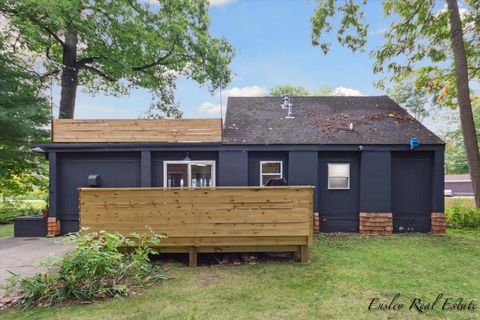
[209,0,237,7]
[333,86,364,96]
[198,102,221,115]
[223,85,268,97]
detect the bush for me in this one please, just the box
[446,204,480,229]
[0,202,43,224]
[6,230,167,308]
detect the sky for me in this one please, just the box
[63,0,398,120]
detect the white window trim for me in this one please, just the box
[328,163,350,190]
[260,161,283,186]
[163,160,216,188]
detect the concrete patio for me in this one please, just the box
[0,236,74,296]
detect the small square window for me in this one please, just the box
[328,163,350,189]
[260,161,283,186]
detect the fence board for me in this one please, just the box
[52,119,222,143]
[79,187,314,259]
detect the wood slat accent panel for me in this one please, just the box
[52,119,222,143]
[79,187,314,249]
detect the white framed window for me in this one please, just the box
[163,161,216,188]
[260,161,283,186]
[328,163,350,190]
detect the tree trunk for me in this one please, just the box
[446,0,480,208]
[59,32,79,119]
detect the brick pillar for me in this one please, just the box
[47,217,61,237]
[431,213,446,235]
[313,212,320,235]
[359,213,392,235]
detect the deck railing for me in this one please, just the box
[78,186,314,266]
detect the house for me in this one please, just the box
[445,174,474,196]
[17,95,445,237]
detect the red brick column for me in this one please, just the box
[359,213,393,235]
[47,217,61,237]
[431,213,446,235]
[313,212,320,235]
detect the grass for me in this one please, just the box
[2,233,480,320]
[0,224,13,237]
[445,197,475,208]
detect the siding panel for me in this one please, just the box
[318,152,360,232]
[391,152,433,232]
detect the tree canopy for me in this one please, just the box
[0,39,50,198]
[0,0,235,118]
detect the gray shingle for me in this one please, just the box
[222,96,444,145]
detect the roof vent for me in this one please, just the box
[281,95,295,119]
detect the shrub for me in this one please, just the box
[6,230,167,308]
[0,202,43,224]
[446,204,480,229]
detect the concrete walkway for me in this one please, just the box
[0,237,74,295]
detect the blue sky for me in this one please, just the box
[68,0,391,120]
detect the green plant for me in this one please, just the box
[446,204,480,229]
[6,230,167,308]
[0,202,43,224]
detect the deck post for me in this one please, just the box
[300,245,309,264]
[188,247,198,267]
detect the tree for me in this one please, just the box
[270,84,334,96]
[270,85,310,96]
[0,0,235,119]
[311,0,480,207]
[445,105,480,174]
[390,83,431,122]
[0,38,50,199]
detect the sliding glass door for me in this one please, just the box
[164,161,215,188]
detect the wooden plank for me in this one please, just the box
[52,119,222,143]
[188,247,198,267]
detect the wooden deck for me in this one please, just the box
[78,186,314,266]
[52,118,222,143]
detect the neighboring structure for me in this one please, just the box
[445,174,474,197]
[20,96,445,236]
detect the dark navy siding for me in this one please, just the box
[151,151,218,187]
[318,152,360,232]
[218,150,248,186]
[57,152,141,233]
[248,152,288,186]
[360,151,391,213]
[288,151,318,211]
[391,151,433,233]
[33,143,444,237]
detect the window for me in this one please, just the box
[328,163,350,189]
[163,161,215,188]
[260,161,283,186]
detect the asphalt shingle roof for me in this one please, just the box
[222,96,444,145]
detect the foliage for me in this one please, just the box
[446,202,480,229]
[311,0,480,106]
[6,230,167,308]
[0,202,44,224]
[270,85,310,96]
[0,0,235,118]
[0,40,50,198]
[389,82,432,122]
[3,234,480,319]
[270,84,334,96]
[445,105,480,174]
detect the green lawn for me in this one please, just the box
[445,197,476,208]
[0,224,13,237]
[2,233,480,320]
